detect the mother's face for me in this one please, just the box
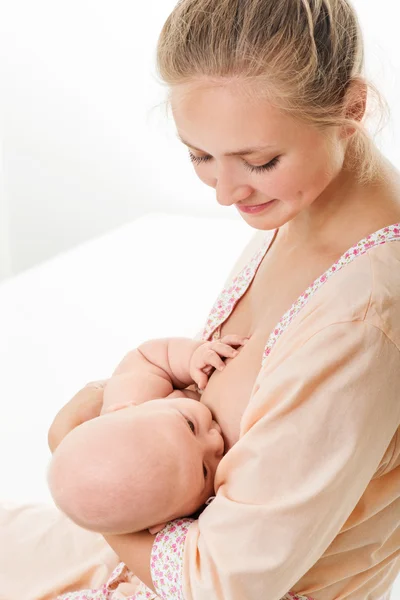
[171,81,348,231]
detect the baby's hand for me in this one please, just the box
[190,334,249,391]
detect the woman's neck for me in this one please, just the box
[280,149,400,254]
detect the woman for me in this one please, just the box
[3,1,400,599]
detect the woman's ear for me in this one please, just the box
[340,79,368,139]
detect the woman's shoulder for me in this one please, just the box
[364,239,400,344]
[299,238,400,348]
[266,236,400,366]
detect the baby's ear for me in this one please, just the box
[148,523,167,535]
[102,401,137,414]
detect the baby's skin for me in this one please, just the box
[48,335,248,535]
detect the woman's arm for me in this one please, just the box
[48,381,106,452]
[103,530,156,592]
[101,322,400,600]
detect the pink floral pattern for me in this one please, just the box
[57,561,158,599]
[201,229,277,342]
[151,519,193,599]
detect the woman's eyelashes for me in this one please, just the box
[244,156,280,173]
[188,151,281,173]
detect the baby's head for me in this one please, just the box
[48,397,224,534]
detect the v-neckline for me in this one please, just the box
[201,223,400,366]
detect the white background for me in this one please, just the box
[0,0,399,281]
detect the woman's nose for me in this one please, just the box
[216,181,254,207]
[213,163,253,207]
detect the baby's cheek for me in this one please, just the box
[176,469,206,518]
[47,454,75,514]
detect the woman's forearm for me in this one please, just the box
[103,531,155,592]
[48,383,105,453]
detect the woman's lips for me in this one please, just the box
[237,200,276,214]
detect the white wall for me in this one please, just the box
[0,136,12,279]
[0,0,399,280]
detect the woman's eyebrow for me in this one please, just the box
[176,134,274,156]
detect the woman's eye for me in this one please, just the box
[188,150,280,173]
[186,419,195,433]
[188,151,211,165]
[243,156,281,173]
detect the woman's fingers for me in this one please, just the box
[84,379,109,389]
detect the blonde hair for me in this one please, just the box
[156,0,390,185]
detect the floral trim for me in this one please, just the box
[57,561,157,599]
[200,230,277,341]
[261,223,400,364]
[150,519,194,600]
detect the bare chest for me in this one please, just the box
[200,248,337,450]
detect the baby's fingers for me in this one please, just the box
[219,334,249,347]
[203,349,226,372]
[194,370,209,391]
[202,364,214,376]
[209,342,240,359]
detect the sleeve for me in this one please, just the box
[150,321,400,600]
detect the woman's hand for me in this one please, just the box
[48,380,108,453]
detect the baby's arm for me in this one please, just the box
[103,335,248,412]
[102,338,204,412]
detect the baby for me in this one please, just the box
[48,334,247,535]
